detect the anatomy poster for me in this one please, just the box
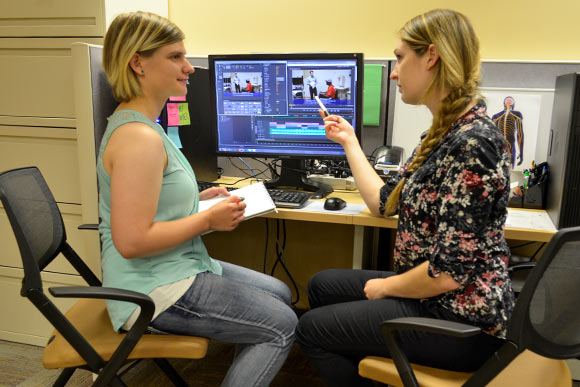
[392,88,546,172]
[481,90,541,172]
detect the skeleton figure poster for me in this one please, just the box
[481,90,541,172]
[392,88,546,173]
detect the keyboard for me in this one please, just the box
[197,181,311,209]
[197,181,235,192]
[267,189,311,209]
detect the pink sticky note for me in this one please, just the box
[167,103,180,126]
[169,95,187,102]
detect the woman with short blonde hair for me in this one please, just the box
[103,11,185,102]
[98,11,297,387]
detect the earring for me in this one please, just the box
[141,69,144,74]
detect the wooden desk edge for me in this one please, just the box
[213,177,556,242]
[504,227,555,242]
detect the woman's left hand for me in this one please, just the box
[364,278,389,300]
[199,186,230,201]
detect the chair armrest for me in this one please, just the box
[508,262,536,274]
[379,317,481,387]
[382,317,481,338]
[48,285,154,336]
[49,286,153,309]
[78,223,98,230]
[48,286,155,387]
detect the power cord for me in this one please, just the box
[237,157,260,181]
[529,242,546,261]
[269,159,309,176]
[266,218,300,306]
[227,157,270,180]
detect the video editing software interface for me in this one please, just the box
[211,56,360,158]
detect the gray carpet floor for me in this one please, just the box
[0,339,324,386]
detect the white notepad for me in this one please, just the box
[198,182,277,220]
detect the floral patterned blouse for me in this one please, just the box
[379,101,515,338]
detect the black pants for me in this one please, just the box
[309,85,317,99]
[295,269,505,387]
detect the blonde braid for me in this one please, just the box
[384,91,476,216]
[383,9,480,217]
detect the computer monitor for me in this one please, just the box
[208,53,363,197]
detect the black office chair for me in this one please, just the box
[507,241,547,296]
[359,226,580,387]
[0,166,208,386]
[508,261,536,295]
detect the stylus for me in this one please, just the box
[314,96,330,117]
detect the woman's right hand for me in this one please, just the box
[320,110,357,147]
[206,196,246,231]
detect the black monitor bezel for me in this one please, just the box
[207,52,364,160]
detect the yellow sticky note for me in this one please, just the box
[178,103,191,126]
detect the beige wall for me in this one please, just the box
[170,0,580,61]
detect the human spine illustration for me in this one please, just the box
[492,96,524,167]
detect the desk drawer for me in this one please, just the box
[0,1,105,37]
[0,38,102,120]
[0,202,101,276]
[0,267,86,346]
[0,126,80,203]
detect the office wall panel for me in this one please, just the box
[0,1,105,37]
[170,0,580,61]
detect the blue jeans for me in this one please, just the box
[150,260,298,387]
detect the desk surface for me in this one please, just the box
[215,177,556,243]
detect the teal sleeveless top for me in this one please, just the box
[97,110,222,332]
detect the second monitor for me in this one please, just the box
[208,53,363,198]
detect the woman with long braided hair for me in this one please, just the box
[296,9,514,386]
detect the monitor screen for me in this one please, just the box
[208,53,363,159]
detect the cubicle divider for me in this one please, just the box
[388,61,580,168]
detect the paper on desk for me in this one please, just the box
[294,200,367,215]
[506,209,557,231]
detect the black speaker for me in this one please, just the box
[160,66,218,182]
[546,73,580,228]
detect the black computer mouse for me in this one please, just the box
[324,197,347,211]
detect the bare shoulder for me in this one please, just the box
[109,121,163,149]
[103,122,165,172]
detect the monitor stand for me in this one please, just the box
[264,159,333,199]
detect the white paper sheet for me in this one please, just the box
[506,209,557,231]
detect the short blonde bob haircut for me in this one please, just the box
[103,11,185,102]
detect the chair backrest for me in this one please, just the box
[88,45,117,161]
[507,226,580,359]
[0,167,101,293]
[75,43,117,163]
[72,43,117,227]
[0,167,65,290]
